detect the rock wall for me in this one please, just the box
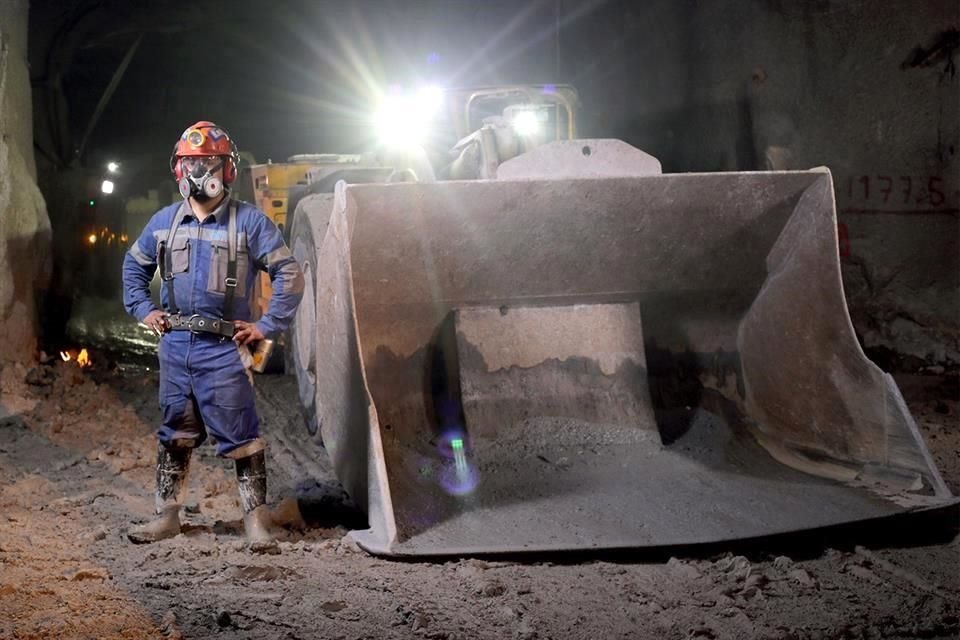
[571,0,959,367]
[0,0,50,363]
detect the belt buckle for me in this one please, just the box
[187,313,204,334]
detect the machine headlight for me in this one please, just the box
[510,110,542,137]
[101,179,115,194]
[374,86,444,148]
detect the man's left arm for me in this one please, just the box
[247,212,305,338]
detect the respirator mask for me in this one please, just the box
[178,155,226,201]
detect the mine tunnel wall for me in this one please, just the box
[20,0,960,369]
[0,0,50,364]
[571,0,959,367]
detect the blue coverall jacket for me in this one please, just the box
[122,197,304,457]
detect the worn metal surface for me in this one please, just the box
[291,168,953,556]
[289,191,396,550]
[357,412,909,556]
[496,138,662,179]
[737,178,951,498]
[456,303,653,438]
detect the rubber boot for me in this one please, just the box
[128,443,191,544]
[236,450,278,553]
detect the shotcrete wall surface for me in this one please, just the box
[0,0,50,363]
[575,0,959,366]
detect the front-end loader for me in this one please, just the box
[248,85,582,372]
[284,139,954,556]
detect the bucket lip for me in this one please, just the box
[349,497,960,558]
[343,166,834,193]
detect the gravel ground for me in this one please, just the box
[0,350,957,640]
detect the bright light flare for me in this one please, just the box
[417,85,443,111]
[451,438,470,477]
[511,110,541,136]
[437,431,479,496]
[374,86,444,148]
[101,180,114,194]
[107,161,119,173]
[87,234,97,245]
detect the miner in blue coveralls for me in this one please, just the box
[122,121,304,551]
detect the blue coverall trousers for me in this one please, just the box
[157,331,260,457]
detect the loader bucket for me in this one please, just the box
[294,167,953,556]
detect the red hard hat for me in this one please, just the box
[170,121,239,184]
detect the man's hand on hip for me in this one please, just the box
[143,310,169,336]
[233,320,265,346]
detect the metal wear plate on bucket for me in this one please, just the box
[456,303,653,435]
[291,167,954,556]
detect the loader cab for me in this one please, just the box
[447,84,579,142]
[439,84,580,179]
[371,84,580,179]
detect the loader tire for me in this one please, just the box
[288,194,334,436]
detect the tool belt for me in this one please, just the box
[166,314,235,338]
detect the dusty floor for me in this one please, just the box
[0,348,958,640]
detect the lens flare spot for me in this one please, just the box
[436,431,479,496]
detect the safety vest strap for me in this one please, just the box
[222,200,239,321]
[159,202,189,314]
[159,200,240,321]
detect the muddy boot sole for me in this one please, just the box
[127,509,181,544]
[244,505,279,554]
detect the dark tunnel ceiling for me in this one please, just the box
[31,0,615,168]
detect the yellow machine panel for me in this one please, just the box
[248,161,321,318]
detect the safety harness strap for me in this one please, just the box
[222,200,239,321]
[160,199,239,321]
[159,202,190,314]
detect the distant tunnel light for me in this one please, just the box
[107,161,119,173]
[101,179,114,194]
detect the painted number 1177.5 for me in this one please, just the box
[848,175,946,207]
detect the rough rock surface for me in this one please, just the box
[0,0,51,364]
